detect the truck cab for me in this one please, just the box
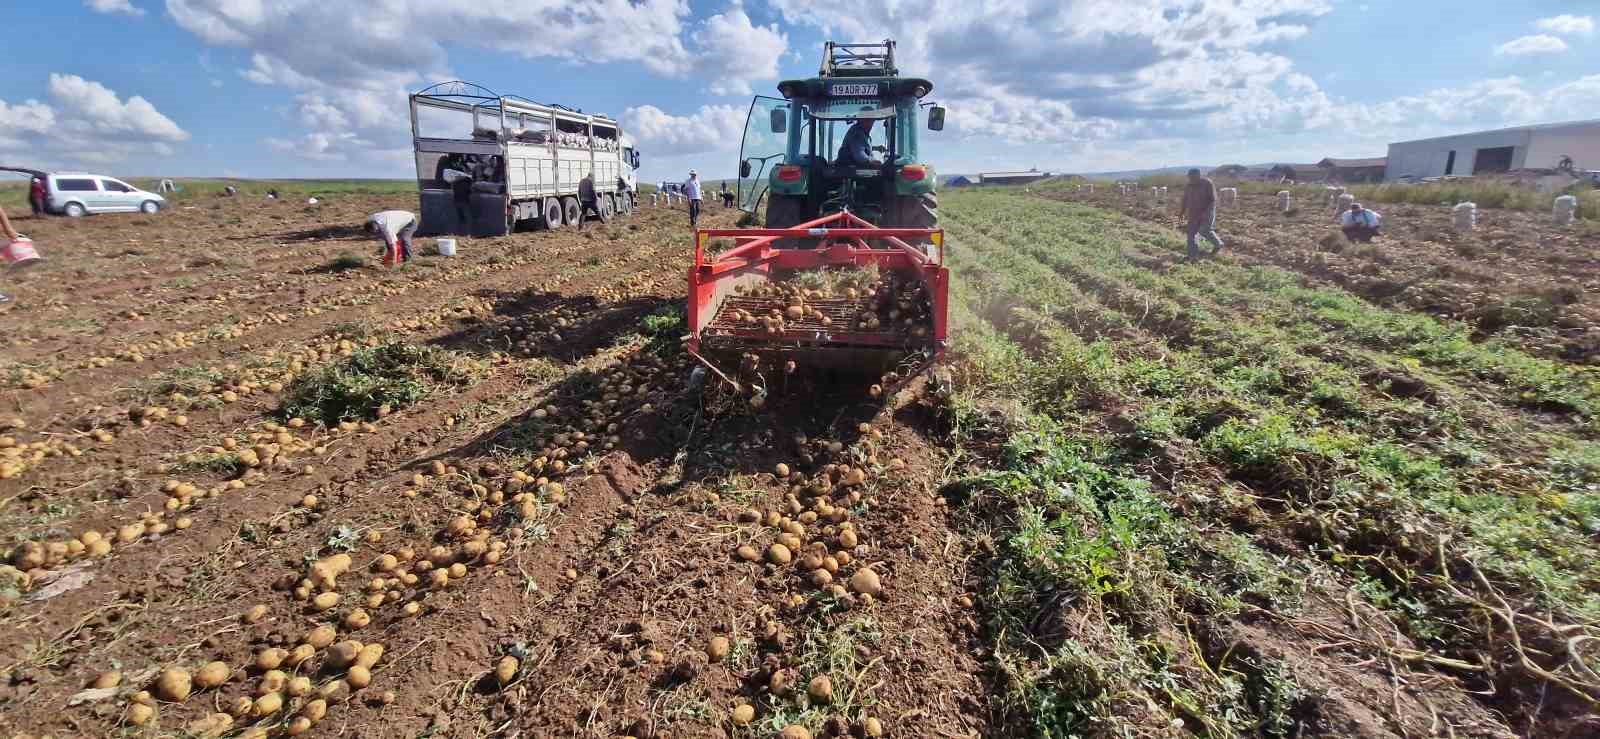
[737,40,945,236]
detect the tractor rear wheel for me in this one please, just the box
[765,193,806,249]
[890,192,939,254]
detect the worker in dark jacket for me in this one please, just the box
[28,177,46,216]
[577,173,605,230]
[836,118,881,167]
[1178,168,1224,259]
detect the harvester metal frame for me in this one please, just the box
[686,210,948,383]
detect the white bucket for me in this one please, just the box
[436,238,457,257]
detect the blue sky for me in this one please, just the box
[2,1,1597,182]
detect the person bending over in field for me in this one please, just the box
[0,205,22,304]
[1339,202,1382,243]
[1178,168,1224,259]
[365,210,417,266]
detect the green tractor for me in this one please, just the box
[737,40,946,238]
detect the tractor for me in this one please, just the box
[686,40,949,388]
[737,40,946,236]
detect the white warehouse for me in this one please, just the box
[1384,119,1600,181]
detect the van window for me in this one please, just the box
[57,178,99,191]
[101,179,131,192]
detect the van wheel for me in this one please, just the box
[140,200,160,214]
[542,198,563,229]
[64,202,86,218]
[562,197,581,227]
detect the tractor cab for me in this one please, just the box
[738,40,946,237]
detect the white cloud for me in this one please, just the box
[691,5,789,96]
[0,99,56,134]
[1494,34,1568,56]
[1535,15,1594,36]
[621,104,747,157]
[165,0,719,165]
[84,0,144,16]
[0,75,187,169]
[47,74,189,141]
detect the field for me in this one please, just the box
[1,183,1597,738]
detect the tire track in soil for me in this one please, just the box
[423,390,988,739]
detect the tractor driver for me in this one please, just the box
[836,118,881,168]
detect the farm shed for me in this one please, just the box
[944,175,974,187]
[1266,163,1327,183]
[1317,157,1387,183]
[978,170,1052,186]
[1384,119,1600,181]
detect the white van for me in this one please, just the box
[46,174,166,217]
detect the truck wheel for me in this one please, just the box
[543,198,564,229]
[600,195,615,221]
[562,197,581,227]
[618,193,632,214]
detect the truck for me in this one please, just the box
[409,81,642,237]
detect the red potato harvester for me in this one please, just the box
[686,209,947,391]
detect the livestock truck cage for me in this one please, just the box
[409,81,642,237]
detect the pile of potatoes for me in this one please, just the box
[733,433,894,607]
[851,276,933,338]
[121,621,390,736]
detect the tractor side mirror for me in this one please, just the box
[770,109,787,134]
[928,105,946,131]
[740,160,753,178]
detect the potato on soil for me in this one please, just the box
[347,665,372,689]
[863,717,884,737]
[767,543,793,565]
[730,702,756,725]
[255,647,288,670]
[155,666,192,701]
[849,567,882,596]
[304,624,338,648]
[495,655,520,686]
[194,661,231,689]
[91,670,122,689]
[253,692,283,717]
[242,603,269,623]
[808,675,834,704]
[125,702,155,726]
[780,725,812,739]
[706,636,730,662]
[328,640,362,668]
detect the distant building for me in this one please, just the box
[944,175,974,187]
[1384,119,1600,181]
[1211,164,1274,181]
[1266,163,1327,183]
[978,169,1052,186]
[1317,157,1387,184]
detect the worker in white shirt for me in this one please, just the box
[365,210,418,266]
[685,170,704,227]
[1338,202,1382,243]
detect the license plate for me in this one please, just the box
[828,83,879,97]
